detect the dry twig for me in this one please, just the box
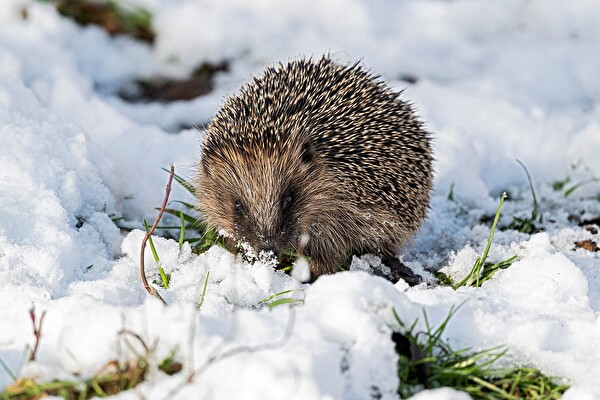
[118,329,152,354]
[28,306,47,362]
[139,164,175,304]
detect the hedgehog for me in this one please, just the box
[196,56,433,284]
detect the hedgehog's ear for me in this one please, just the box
[300,140,315,164]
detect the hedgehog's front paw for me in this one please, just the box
[381,255,422,286]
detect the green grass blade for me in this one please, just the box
[454,257,480,288]
[153,225,196,230]
[564,177,600,197]
[392,307,407,330]
[198,271,210,309]
[143,219,169,289]
[178,210,185,251]
[172,200,197,209]
[258,290,295,304]
[516,159,539,222]
[158,268,170,289]
[479,255,518,285]
[0,357,16,381]
[258,290,304,308]
[469,376,515,399]
[265,298,304,308]
[143,219,160,264]
[478,192,506,272]
[448,182,455,201]
[90,380,107,397]
[160,208,201,226]
[162,167,196,195]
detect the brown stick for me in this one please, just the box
[118,329,151,354]
[29,306,47,362]
[139,164,175,305]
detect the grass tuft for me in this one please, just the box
[393,306,569,399]
[158,352,183,376]
[1,358,149,400]
[454,193,517,288]
[155,169,228,255]
[258,290,305,309]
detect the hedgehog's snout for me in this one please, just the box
[256,241,282,263]
[259,244,277,256]
[259,233,287,254]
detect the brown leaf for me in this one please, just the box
[574,239,599,252]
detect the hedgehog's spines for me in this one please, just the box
[198,56,433,280]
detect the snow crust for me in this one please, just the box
[0,1,599,399]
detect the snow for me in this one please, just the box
[0,0,599,399]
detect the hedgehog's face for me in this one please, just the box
[197,130,322,259]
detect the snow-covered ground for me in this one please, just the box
[1,0,599,398]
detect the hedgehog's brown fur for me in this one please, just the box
[197,56,433,281]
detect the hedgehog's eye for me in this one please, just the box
[234,201,243,213]
[282,193,293,209]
